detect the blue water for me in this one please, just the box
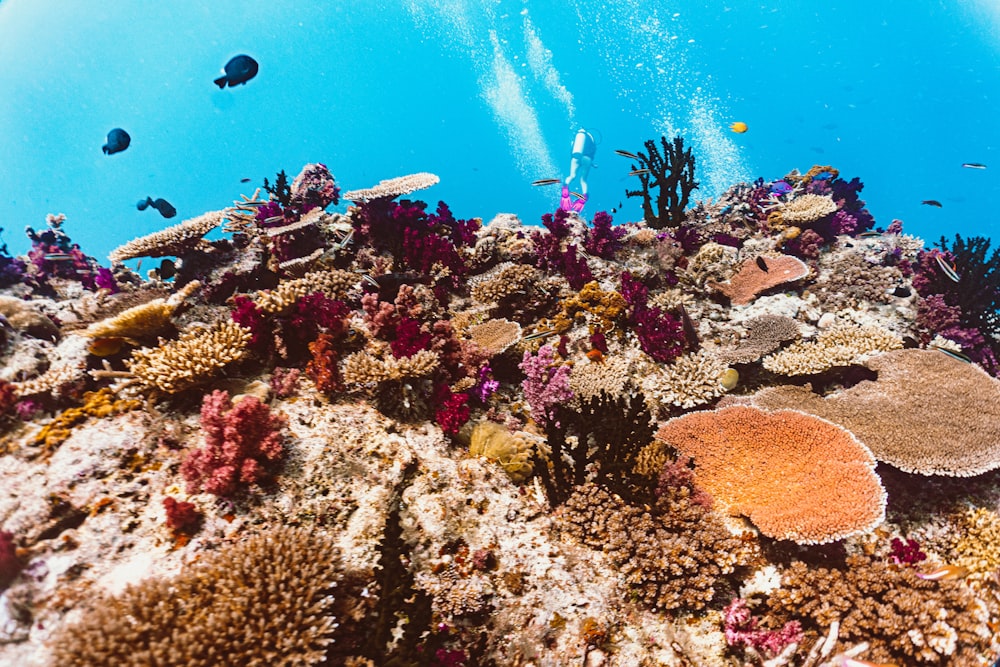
[2,0,999,262]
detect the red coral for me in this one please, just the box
[306,332,344,392]
[230,295,268,350]
[163,496,202,536]
[180,391,286,497]
[888,536,927,566]
[391,317,432,358]
[0,529,20,590]
[434,388,470,435]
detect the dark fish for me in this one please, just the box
[240,177,251,183]
[755,256,769,272]
[677,304,699,350]
[628,169,651,177]
[857,231,882,238]
[921,199,942,208]
[363,272,428,301]
[892,286,911,298]
[138,197,177,219]
[961,162,987,169]
[102,128,131,155]
[531,178,562,186]
[158,258,176,280]
[614,149,640,160]
[214,54,259,89]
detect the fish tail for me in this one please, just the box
[213,75,228,89]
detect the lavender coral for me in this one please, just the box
[181,390,286,496]
[518,344,573,425]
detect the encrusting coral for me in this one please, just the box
[641,405,886,544]
[48,526,345,667]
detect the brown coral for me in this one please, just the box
[761,322,902,375]
[342,348,439,385]
[707,254,809,305]
[469,262,541,304]
[84,280,201,340]
[108,211,224,262]
[253,269,358,314]
[761,553,991,665]
[467,318,522,356]
[126,321,253,394]
[720,314,800,364]
[644,405,886,544]
[733,348,1000,476]
[49,526,344,667]
[560,482,756,613]
[778,193,837,225]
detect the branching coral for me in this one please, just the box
[623,135,699,229]
[761,322,902,376]
[547,280,627,335]
[642,348,733,412]
[760,554,991,664]
[643,405,886,544]
[560,478,756,613]
[342,172,440,202]
[49,526,345,667]
[126,321,253,394]
[181,390,286,496]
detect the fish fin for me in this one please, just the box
[137,198,151,211]
[213,75,228,89]
[102,144,110,155]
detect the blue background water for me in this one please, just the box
[1,0,998,263]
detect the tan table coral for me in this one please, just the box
[642,405,886,544]
[726,348,1000,476]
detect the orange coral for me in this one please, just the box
[708,254,809,305]
[548,280,627,334]
[32,389,141,456]
[647,405,886,545]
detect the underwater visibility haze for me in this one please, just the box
[5,1,1000,666]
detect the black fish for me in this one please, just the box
[363,272,428,301]
[240,177,252,183]
[921,199,943,208]
[892,286,911,298]
[755,256,769,272]
[531,178,561,186]
[137,197,177,219]
[214,54,259,89]
[102,128,130,155]
[614,149,640,160]
[158,258,176,280]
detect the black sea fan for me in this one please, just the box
[936,234,1000,345]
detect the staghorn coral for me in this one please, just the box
[126,321,253,394]
[468,420,536,483]
[49,526,344,667]
[641,348,733,412]
[760,553,991,664]
[342,347,439,385]
[560,480,756,613]
[761,322,903,375]
[181,390,286,496]
[708,254,810,305]
[720,313,801,364]
[342,172,440,202]
[466,318,521,356]
[252,268,358,314]
[108,211,224,262]
[12,363,85,399]
[738,348,1000,476]
[777,193,837,225]
[643,405,886,544]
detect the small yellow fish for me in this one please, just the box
[87,337,124,357]
[915,564,969,581]
[730,121,748,133]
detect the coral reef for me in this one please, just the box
[2,160,1000,666]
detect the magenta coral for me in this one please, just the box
[583,210,627,259]
[434,388,470,435]
[391,317,432,358]
[888,537,926,566]
[181,390,286,496]
[231,295,268,349]
[723,598,803,658]
[519,344,574,424]
[0,529,20,590]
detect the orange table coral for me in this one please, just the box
[648,405,886,544]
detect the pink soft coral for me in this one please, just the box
[723,598,803,658]
[181,391,286,496]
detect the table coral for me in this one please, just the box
[108,210,224,262]
[708,253,810,305]
[644,405,886,544]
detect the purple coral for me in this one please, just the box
[723,598,803,658]
[620,272,687,363]
[583,211,627,259]
[181,391,286,497]
[519,344,574,425]
[0,529,20,590]
[888,536,927,566]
